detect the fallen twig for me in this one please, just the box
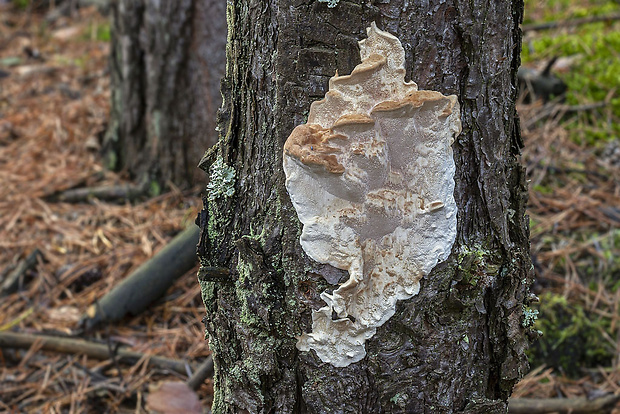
[0,249,42,296]
[523,101,608,129]
[522,13,620,32]
[48,181,149,203]
[0,331,200,376]
[81,225,199,330]
[186,356,214,391]
[528,163,609,181]
[0,308,34,332]
[508,394,620,414]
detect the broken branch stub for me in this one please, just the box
[283,23,461,367]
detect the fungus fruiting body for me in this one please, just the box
[283,23,461,367]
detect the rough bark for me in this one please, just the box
[104,0,226,189]
[198,1,532,413]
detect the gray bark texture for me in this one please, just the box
[104,0,226,189]
[197,1,533,413]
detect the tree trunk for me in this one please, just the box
[104,0,226,190]
[198,1,532,413]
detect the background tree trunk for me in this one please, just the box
[198,1,532,412]
[104,0,226,190]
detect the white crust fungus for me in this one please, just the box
[283,23,461,367]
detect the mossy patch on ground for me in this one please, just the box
[528,292,614,377]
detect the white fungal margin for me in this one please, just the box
[283,23,461,367]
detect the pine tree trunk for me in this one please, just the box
[104,0,226,189]
[198,1,532,412]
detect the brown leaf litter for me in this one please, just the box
[513,97,620,410]
[0,5,211,413]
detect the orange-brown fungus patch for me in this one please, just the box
[283,124,347,174]
[372,90,450,114]
[331,54,387,86]
[333,114,375,128]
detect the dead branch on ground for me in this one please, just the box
[0,331,199,376]
[81,225,200,330]
[509,394,620,413]
[522,13,620,32]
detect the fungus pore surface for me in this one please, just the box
[283,23,461,367]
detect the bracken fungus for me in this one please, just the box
[283,23,461,367]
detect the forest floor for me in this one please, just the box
[0,4,211,413]
[0,2,620,414]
